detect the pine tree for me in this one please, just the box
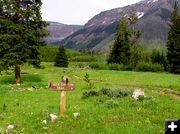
[128,11,140,46]
[167,1,180,74]
[0,0,48,84]
[107,17,131,64]
[54,46,69,67]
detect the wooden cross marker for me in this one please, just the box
[48,76,75,117]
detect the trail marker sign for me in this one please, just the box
[48,76,75,117]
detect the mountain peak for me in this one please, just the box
[51,0,180,51]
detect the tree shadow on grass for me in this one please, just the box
[0,74,42,85]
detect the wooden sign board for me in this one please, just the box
[48,81,76,117]
[48,82,75,91]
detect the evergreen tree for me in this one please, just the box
[54,46,68,67]
[0,0,48,84]
[167,1,180,74]
[107,17,131,64]
[128,11,140,46]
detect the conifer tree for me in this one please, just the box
[107,17,131,64]
[54,46,68,67]
[0,0,48,84]
[167,1,180,74]
[128,11,140,46]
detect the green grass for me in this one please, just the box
[0,62,180,134]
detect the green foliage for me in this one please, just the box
[151,48,168,70]
[54,46,68,67]
[135,62,164,72]
[89,62,107,70]
[128,11,140,46]
[106,100,119,109]
[82,88,132,99]
[138,95,145,102]
[130,46,150,67]
[0,63,180,133]
[83,73,94,90]
[107,17,131,65]
[40,45,58,62]
[167,1,180,74]
[0,0,48,71]
[82,90,99,99]
[70,56,98,62]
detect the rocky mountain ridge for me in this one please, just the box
[52,0,180,51]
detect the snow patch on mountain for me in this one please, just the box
[137,12,144,19]
[146,0,158,4]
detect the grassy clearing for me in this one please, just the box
[0,62,180,134]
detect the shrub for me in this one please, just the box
[130,46,150,67]
[151,48,168,70]
[82,88,132,99]
[40,45,58,62]
[82,90,99,99]
[83,73,94,90]
[135,62,164,72]
[70,56,97,62]
[138,95,145,101]
[89,63,107,70]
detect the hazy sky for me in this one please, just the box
[41,0,142,25]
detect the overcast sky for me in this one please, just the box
[41,0,142,25]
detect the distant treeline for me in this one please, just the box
[40,45,104,62]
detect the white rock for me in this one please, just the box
[27,88,34,91]
[6,125,14,133]
[132,88,144,100]
[42,120,47,124]
[50,114,58,122]
[73,112,80,119]
[17,83,20,86]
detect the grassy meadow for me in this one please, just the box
[0,62,180,134]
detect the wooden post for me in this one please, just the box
[60,91,66,117]
[48,77,75,117]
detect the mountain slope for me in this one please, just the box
[58,0,180,51]
[44,22,82,43]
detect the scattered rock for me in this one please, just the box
[73,112,80,119]
[49,114,58,122]
[83,66,91,70]
[6,125,14,133]
[132,88,145,100]
[32,85,40,89]
[27,88,34,91]
[16,83,20,86]
[42,120,47,124]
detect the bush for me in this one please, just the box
[151,48,168,70]
[40,45,58,62]
[70,56,98,62]
[135,62,164,72]
[82,90,99,99]
[89,62,107,70]
[83,73,94,90]
[130,46,150,67]
[138,95,145,101]
[82,88,132,99]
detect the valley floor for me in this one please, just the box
[0,62,180,134]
